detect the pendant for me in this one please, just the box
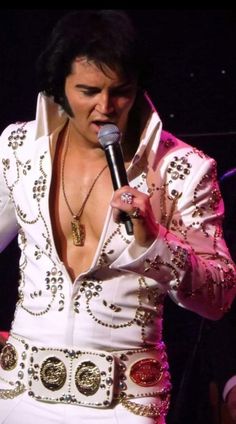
[71,217,85,246]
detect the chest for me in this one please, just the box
[54,163,113,238]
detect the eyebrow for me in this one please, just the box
[75,82,134,90]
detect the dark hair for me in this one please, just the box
[37,10,149,109]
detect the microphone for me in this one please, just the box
[98,124,133,235]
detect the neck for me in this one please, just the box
[64,122,106,162]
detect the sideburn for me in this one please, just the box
[60,94,74,117]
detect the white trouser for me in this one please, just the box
[0,393,165,424]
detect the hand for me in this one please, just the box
[111,186,159,246]
[227,386,236,422]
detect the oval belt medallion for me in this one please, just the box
[0,343,18,371]
[75,361,101,396]
[40,357,66,391]
[130,358,162,387]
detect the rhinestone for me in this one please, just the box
[103,400,110,406]
[119,381,127,390]
[18,370,24,379]
[28,367,34,375]
[120,354,128,361]
[85,290,92,299]
[171,171,179,180]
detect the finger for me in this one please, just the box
[111,188,148,212]
[112,207,121,223]
[120,192,134,205]
[128,207,143,220]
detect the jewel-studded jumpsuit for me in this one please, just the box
[0,93,235,423]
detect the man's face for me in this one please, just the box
[64,57,137,145]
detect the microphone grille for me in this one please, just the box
[98,124,121,147]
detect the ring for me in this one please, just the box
[129,207,142,219]
[120,192,134,205]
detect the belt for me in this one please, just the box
[0,334,171,418]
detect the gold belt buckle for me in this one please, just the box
[40,357,67,391]
[0,344,18,371]
[28,348,115,407]
[75,361,101,396]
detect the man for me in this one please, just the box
[0,10,235,424]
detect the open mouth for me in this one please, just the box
[92,120,115,129]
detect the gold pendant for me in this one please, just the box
[71,217,85,246]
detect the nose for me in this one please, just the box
[96,92,114,115]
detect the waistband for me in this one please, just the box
[0,334,171,417]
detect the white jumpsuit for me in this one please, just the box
[0,93,235,423]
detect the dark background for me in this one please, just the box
[0,9,236,423]
[0,9,235,173]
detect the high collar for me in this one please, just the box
[35,92,68,140]
[34,91,163,169]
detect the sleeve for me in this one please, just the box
[223,377,236,401]
[110,148,236,320]
[0,125,19,252]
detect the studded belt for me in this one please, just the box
[0,334,171,416]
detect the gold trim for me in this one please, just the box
[120,395,170,418]
[0,383,26,399]
[0,344,18,371]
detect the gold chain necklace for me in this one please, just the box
[61,124,108,246]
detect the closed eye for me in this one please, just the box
[76,84,136,98]
[110,87,134,97]
[79,87,100,96]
